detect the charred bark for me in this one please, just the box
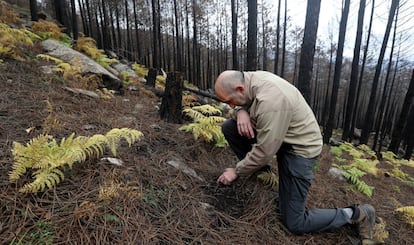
[160,72,183,124]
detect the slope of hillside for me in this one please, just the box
[1,34,414,245]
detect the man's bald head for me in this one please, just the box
[214,70,244,99]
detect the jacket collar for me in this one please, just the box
[242,72,254,107]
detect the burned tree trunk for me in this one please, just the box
[146,68,157,87]
[159,72,183,124]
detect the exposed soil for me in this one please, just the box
[1,46,413,244]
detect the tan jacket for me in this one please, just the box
[234,71,323,176]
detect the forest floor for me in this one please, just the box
[0,44,414,245]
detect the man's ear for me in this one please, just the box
[235,85,245,94]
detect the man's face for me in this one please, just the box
[216,85,245,109]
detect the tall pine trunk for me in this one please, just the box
[389,69,414,153]
[246,0,257,71]
[342,0,366,141]
[231,0,239,70]
[297,0,321,104]
[323,0,350,144]
[360,0,399,144]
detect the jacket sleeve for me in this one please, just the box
[235,110,292,176]
[229,106,248,120]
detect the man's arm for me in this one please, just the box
[236,109,255,139]
[235,110,292,176]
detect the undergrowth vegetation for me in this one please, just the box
[330,142,414,228]
[10,128,143,193]
[179,104,227,147]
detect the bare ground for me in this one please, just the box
[0,48,413,244]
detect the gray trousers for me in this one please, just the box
[222,119,351,234]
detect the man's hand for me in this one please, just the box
[217,168,238,185]
[236,110,255,139]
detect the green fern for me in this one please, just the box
[330,146,343,157]
[357,144,377,159]
[342,167,374,197]
[351,158,379,176]
[382,151,400,166]
[10,128,143,193]
[339,142,364,159]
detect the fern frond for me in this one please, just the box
[351,158,379,176]
[391,168,408,180]
[330,146,343,157]
[0,2,20,24]
[342,167,374,197]
[373,217,389,242]
[401,160,414,168]
[396,206,414,228]
[84,134,108,158]
[183,107,205,121]
[335,157,346,163]
[32,20,65,40]
[357,144,377,159]
[10,128,143,192]
[105,128,143,156]
[214,133,228,147]
[382,151,397,162]
[9,135,53,181]
[19,168,65,193]
[37,54,64,64]
[257,171,278,190]
[205,116,226,124]
[132,63,148,77]
[192,104,222,116]
[0,23,33,60]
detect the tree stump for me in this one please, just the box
[159,72,183,124]
[146,68,157,87]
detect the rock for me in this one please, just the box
[112,63,138,78]
[132,104,144,114]
[167,160,205,182]
[100,157,123,166]
[39,65,55,74]
[64,87,100,98]
[40,39,122,92]
[328,167,347,182]
[81,124,97,130]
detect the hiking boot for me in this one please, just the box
[351,204,376,244]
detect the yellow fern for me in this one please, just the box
[400,160,414,168]
[396,206,414,228]
[37,54,64,64]
[10,134,53,181]
[373,217,389,242]
[31,20,70,44]
[257,171,278,190]
[0,23,33,61]
[191,105,222,116]
[105,128,143,156]
[19,168,65,193]
[132,63,148,77]
[180,105,227,147]
[10,128,143,193]
[0,1,20,24]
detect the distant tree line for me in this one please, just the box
[24,0,414,159]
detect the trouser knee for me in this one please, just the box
[282,219,305,235]
[221,119,236,139]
